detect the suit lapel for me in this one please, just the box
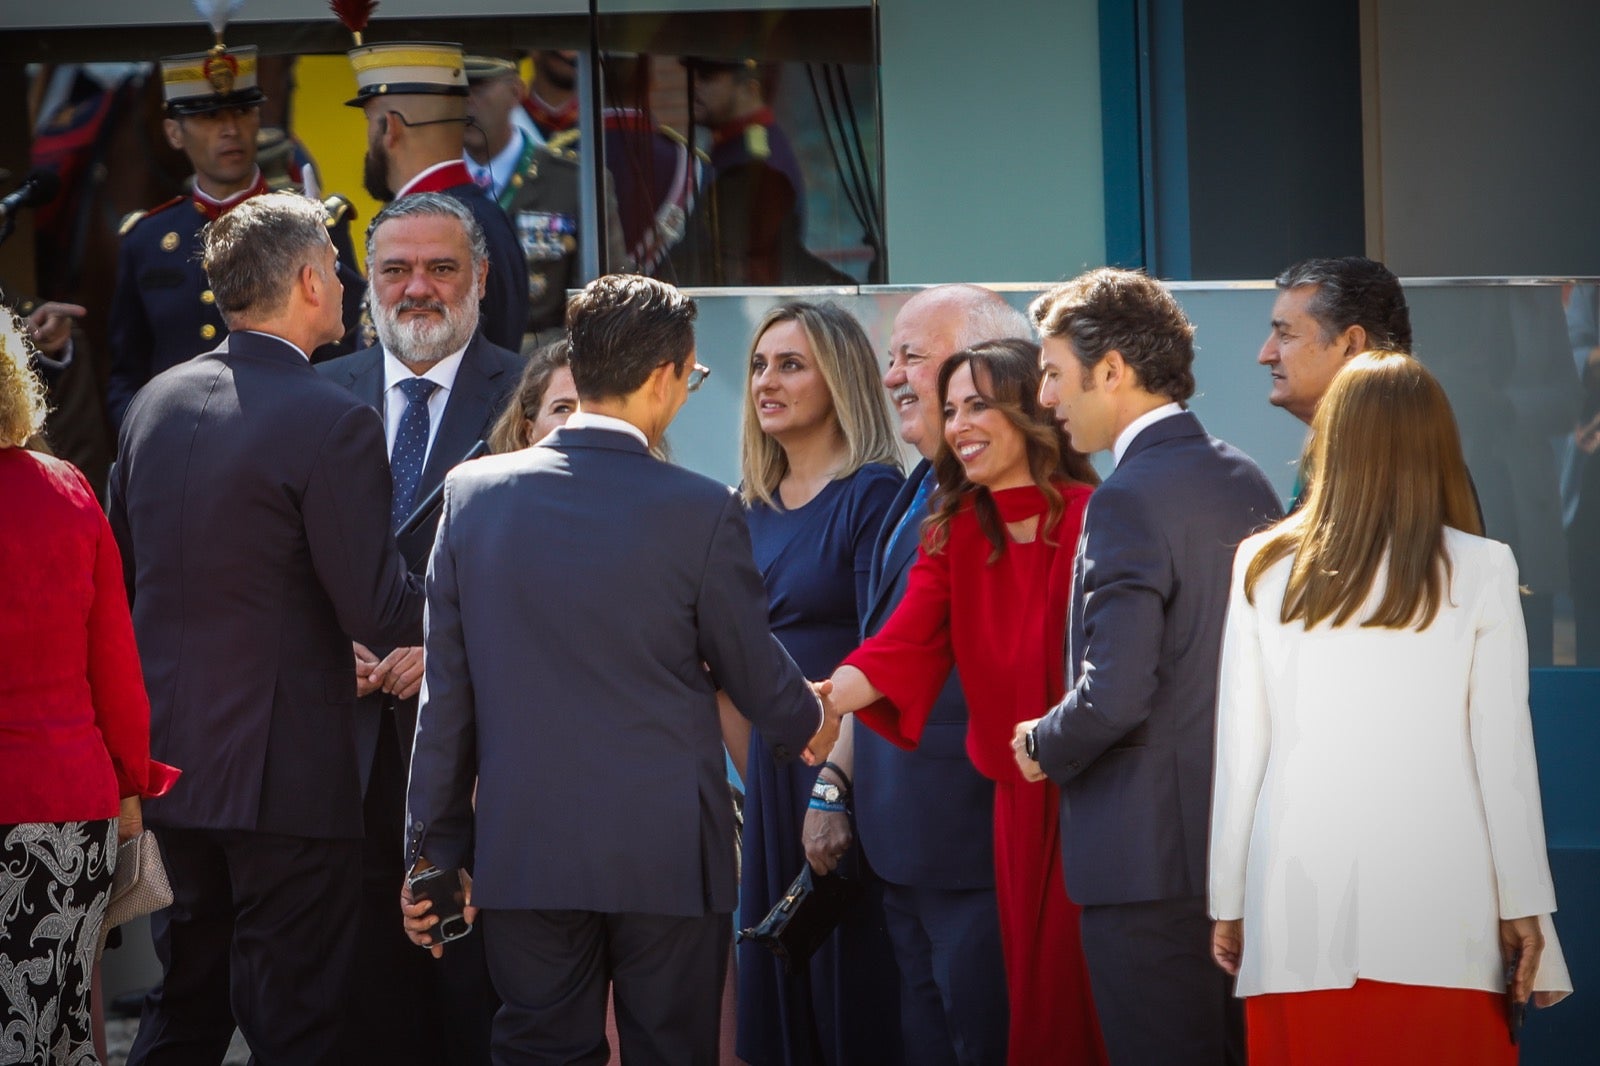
[347,349,386,416]
[417,336,507,497]
[863,460,931,628]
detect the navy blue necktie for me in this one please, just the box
[884,470,935,563]
[390,377,439,530]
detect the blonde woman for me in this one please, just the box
[0,312,177,1062]
[722,301,905,1065]
[1209,351,1572,1064]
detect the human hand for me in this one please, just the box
[401,863,477,959]
[1500,916,1545,1006]
[1575,410,1600,456]
[117,795,143,843]
[803,805,852,875]
[803,679,841,765]
[1010,719,1046,783]
[373,645,424,700]
[1211,919,1242,976]
[26,301,86,357]
[354,642,382,697]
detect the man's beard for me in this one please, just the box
[373,292,479,365]
[363,144,395,203]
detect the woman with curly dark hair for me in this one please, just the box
[823,338,1107,1065]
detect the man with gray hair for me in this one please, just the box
[317,192,522,1065]
[816,284,1024,1064]
[111,193,423,1066]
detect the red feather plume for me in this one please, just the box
[330,0,378,38]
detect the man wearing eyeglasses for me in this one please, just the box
[402,274,837,1063]
[347,41,529,352]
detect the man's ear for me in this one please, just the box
[1100,350,1127,390]
[474,260,489,301]
[163,117,185,151]
[1339,324,1369,360]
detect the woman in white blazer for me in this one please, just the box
[1208,350,1571,1064]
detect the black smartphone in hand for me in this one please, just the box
[407,866,472,945]
[1505,952,1527,1044]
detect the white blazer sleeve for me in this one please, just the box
[1468,542,1558,921]
[1208,538,1272,922]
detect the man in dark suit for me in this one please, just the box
[316,192,522,1066]
[818,285,1017,1066]
[110,193,423,1066]
[347,41,530,353]
[403,274,833,1064]
[1013,268,1282,1065]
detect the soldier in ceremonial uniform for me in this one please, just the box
[345,40,530,353]
[463,55,626,342]
[671,57,850,286]
[107,31,364,427]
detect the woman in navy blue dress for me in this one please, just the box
[723,301,905,1065]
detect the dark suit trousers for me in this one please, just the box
[126,827,361,1066]
[880,883,1008,1066]
[342,703,499,1066]
[480,908,730,1066]
[1078,895,1244,1066]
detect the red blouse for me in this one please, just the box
[847,481,1091,783]
[0,448,177,823]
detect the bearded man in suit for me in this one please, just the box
[316,191,523,1065]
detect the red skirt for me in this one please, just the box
[1246,980,1518,1065]
[992,778,1108,1066]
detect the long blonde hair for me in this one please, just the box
[739,302,901,508]
[1245,350,1482,630]
[0,311,48,448]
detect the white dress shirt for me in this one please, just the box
[382,347,467,463]
[562,411,649,448]
[1209,526,1573,1000]
[1113,401,1183,467]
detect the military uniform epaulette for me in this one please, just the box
[544,128,581,162]
[744,124,771,161]
[322,194,357,229]
[119,196,185,238]
[658,124,713,166]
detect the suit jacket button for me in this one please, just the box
[412,821,423,831]
[1067,761,1080,771]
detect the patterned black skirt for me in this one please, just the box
[0,819,118,1065]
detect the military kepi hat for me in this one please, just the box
[345,42,469,107]
[463,55,519,86]
[163,0,266,116]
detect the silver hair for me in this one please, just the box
[364,192,489,268]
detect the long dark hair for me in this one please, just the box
[924,339,1098,562]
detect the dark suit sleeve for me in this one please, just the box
[478,205,530,352]
[107,456,135,606]
[1032,481,1171,783]
[303,402,424,648]
[696,493,822,760]
[404,480,476,872]
[107,235,153,428]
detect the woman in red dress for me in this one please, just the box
[823,339,1108,1065]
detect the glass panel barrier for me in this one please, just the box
[671,280,1598,667]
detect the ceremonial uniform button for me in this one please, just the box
[200,290,215,305]
[200,324,217,340]
[162,232,180,251]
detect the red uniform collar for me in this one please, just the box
[397,160,474,197]
[524,93,578,133]
[711,107,775,149]
[191,170,270,222]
